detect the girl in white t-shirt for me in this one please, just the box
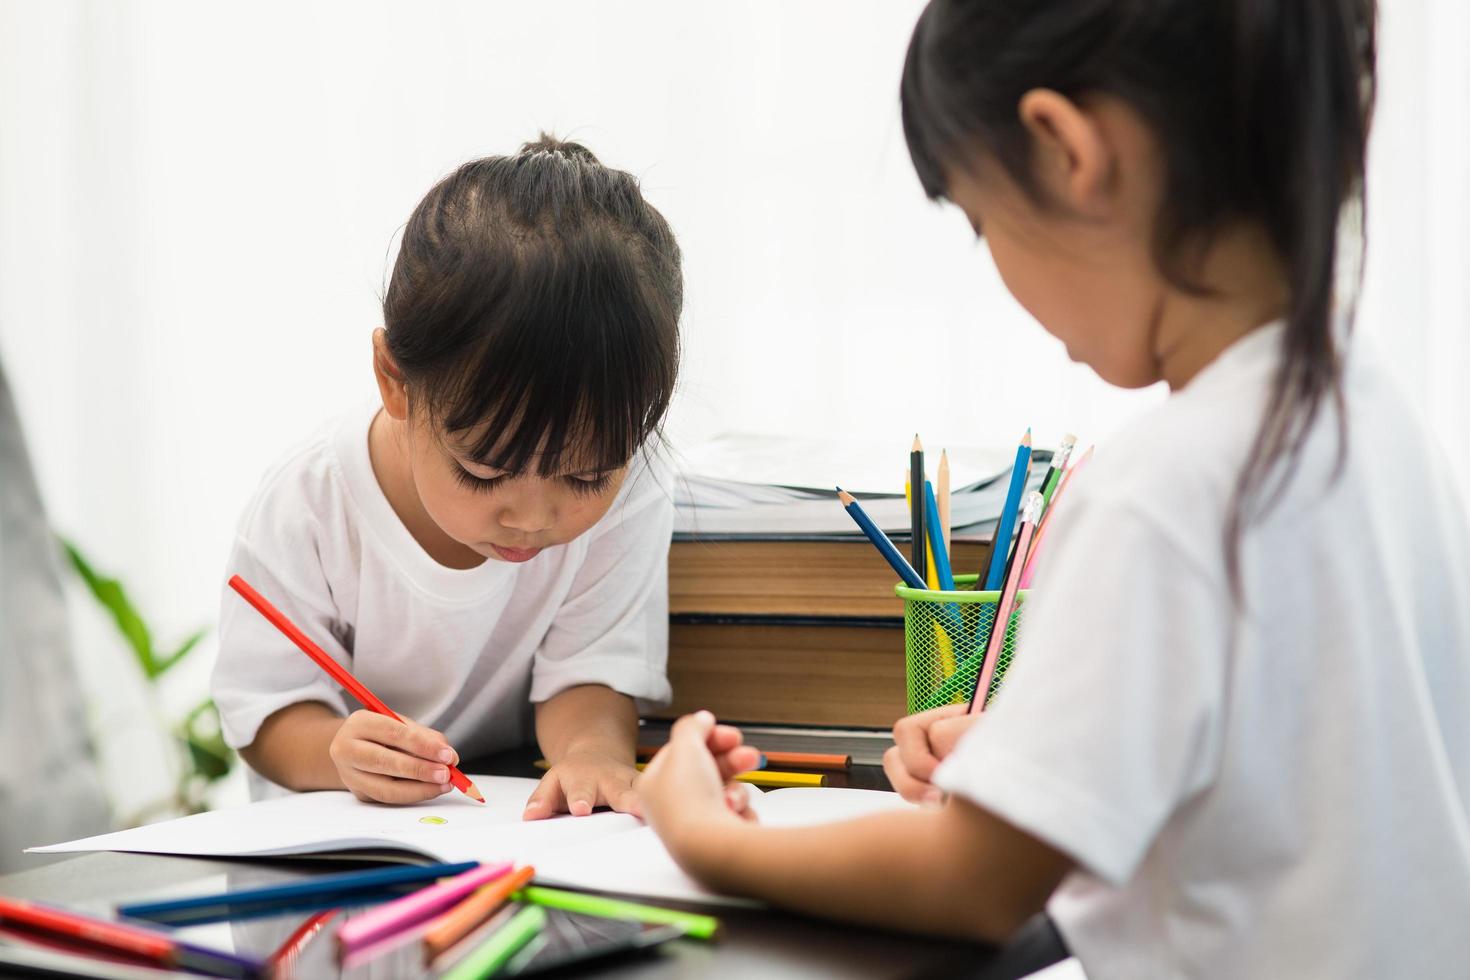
[213,136,682,819]
[640,2,1470,977]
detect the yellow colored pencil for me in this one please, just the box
[938,450,952,557]
[906,479,941,590]
[533,760,826,787]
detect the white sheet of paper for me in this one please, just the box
[31,777,916,907]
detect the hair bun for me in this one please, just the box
[519,133,601,164]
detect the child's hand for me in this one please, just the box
[884,703,979,805]
[639,711,763,849]
[328,710,459,804]
[522,749,644,820]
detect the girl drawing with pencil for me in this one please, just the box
[212,136,682,819]
[640,2,1470,976]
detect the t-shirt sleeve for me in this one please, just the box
[932,490,1229,886]
[211,531,351,752]
[530,463,674,708]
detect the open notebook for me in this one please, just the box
[30,776,912,907]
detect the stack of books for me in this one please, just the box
[651,434,1047,733]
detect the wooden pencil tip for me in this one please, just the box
[940,449,949,462]
[465,783,485,803]
[912,433,923,451]
[837,489,856,506]
[1022,428,1033,446]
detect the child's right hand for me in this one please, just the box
[328,710,460,804]
[883,703,979,805]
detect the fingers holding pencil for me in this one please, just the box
[330,710,462,805]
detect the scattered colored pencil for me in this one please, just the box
[970,491,1044,713]
[423,865,536,960]
[0,899,173,963]
[0,898,260,977]
[909,434,927,581]
[228,574,484,803]
[118,861,479,922]
[637,746,850,770]
[836,488,927,589]
[514,886,721,941]
[266,909,337,977]
[438,905,546,980]
[337,862,512,951]
[532,759,826,787]
[982,429,1034,590]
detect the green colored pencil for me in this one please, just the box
[513,886,721,941]
[438,905,546,980]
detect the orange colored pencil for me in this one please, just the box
[228,574,484,803]
[636,746,850,771]
[422,865,536,958]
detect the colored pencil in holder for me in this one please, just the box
[938,449,952,556]
[970,491,1043,713]
[1022,445,1093,588]
[909,435,927,581]
[836,488,926,589]
[982,429,1033,591]
[1038,433,1077,510]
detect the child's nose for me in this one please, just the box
[497,493,555,535]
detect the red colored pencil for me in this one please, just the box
[228,574,484,803]
[0,898,175,963]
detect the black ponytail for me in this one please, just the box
[901,0,1376,591]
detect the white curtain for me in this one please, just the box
[1,0,1465,810]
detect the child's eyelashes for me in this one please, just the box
[452,463,612,497]
[565,472,614,496]
[453,466,508,493]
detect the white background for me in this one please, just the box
[1,1,1465,816]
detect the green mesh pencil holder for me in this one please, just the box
[895,574,1028,713]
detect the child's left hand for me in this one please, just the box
[638,711,763,852]
[523,749,643,820]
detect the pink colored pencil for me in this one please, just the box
[336,861,512,951]
[970,492,1043,713]
[1020,446,1093,588]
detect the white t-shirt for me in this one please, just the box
[212,402,674,797]
[934,325,1470,979]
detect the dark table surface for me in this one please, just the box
[0,748,1065,979]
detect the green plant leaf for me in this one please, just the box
[182,731,233,782]
[178,699,234,784]
[156,628,208,676]
[61,539,158,677]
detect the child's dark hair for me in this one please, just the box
[383,135,682,476]
[900,0,1376,589]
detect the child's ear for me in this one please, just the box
[372,328,410,421]
[1017,89,1113,218]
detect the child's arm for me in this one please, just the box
[241,701,460,804]
[640,712,1074,943]
[523,684,642,819]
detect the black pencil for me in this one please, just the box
[909,434,927,581]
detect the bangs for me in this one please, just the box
[418,228,677,477]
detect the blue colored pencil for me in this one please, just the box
[837,488,927,590]
[982,429,1033,590]
[117,861,480,921]
[922,480,955,591]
